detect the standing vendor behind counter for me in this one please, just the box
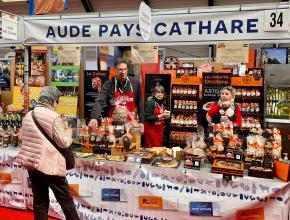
[89,58,144,129]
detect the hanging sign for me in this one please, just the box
[2,12,18,40]
[264,9,289,32]
[138,1,152,41]
[216,42,249,63]
[131,44,158,63]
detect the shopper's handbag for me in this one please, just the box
[31,111,75,170]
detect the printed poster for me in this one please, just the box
[56,87,78,117]
[12,86,42,109]
[14,50,25,86]
[51,46,81,87]
[84,70,108,118]
[30,46,47,87]
[56,95,78,117]
[0,60,11,90]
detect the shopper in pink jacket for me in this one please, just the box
[17,86,80,220]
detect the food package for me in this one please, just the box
[112,105,128,123]
[272,141,282,160]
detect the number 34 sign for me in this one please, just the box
[264,9,289,32]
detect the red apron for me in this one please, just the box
[144,102,165,147]
[108,77,137,122]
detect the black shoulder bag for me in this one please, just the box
[31,111,75,170]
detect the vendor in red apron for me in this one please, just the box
[89,58,144,130]
[144,85,170,147]
[206,86,242,127]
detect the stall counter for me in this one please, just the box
[0,147,289,220]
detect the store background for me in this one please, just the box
[0,0,289,148]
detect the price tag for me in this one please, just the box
[223,174,232,181]
[264,9,289,32]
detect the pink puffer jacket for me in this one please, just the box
[16,107,67,176]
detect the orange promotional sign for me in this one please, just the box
[237,207,264,220]
[139,196,163,209]
[274,160,290,181]
[68,184,79,196]
[172,74,201,85]
[231,76,263,87]
[247,49,256,69]
[0,173,12,184]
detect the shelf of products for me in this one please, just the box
[233,86,264,129]
[266,87,290,120]
[169,84,200,147]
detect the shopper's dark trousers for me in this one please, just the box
[28,170,80,220]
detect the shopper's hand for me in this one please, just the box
[65,128,73,135]
[222,101,231,108]
[88,119,98,129]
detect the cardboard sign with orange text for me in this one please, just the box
[0,173,12,184]
[139,196,163,209]
[237,207,264,220]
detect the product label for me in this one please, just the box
[101,188,128,202]
[139,196,163,209]
[189,202,221,216]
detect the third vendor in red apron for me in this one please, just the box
[144,85,170,147]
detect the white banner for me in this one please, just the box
[51,160,290,220]
[1,149,290,219]
[23,10,290,45]
[0,148,27,210]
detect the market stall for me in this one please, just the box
[0,3,290,220]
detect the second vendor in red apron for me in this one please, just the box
[144,85,170,147]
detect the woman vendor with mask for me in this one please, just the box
[144,85,170,147]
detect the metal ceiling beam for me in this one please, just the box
[81,0,94,12]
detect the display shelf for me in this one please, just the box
[167,140,187,147]
[235,97,262,102]
[172,109,198,114]
[265,118,290,123]
[172,94,198,99]
[169,125,198,132]
[241,112,262,117]
[170,84,200,147]
[233,85,265,129]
